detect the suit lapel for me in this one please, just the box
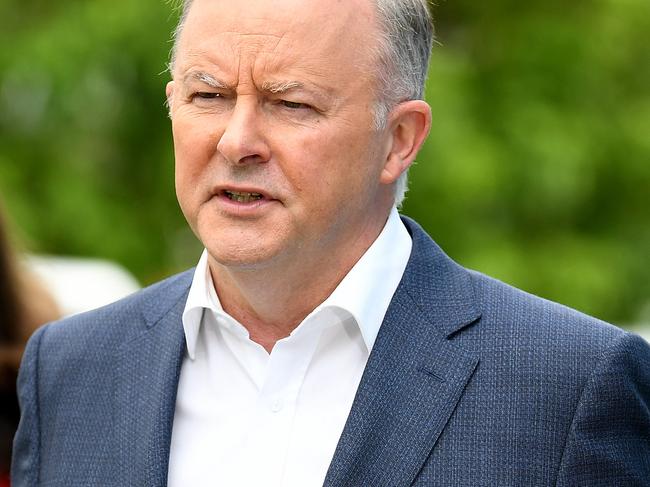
[114,278,190,487]
[325,217,482,487]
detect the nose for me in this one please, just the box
[217,97,270,165]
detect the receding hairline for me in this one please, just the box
[169,0,386,69]
[169,0,388,101]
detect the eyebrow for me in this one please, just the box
[181,70,330,103]
[182,70,229,89]
[261,80,304,94]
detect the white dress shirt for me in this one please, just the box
[167,208,412,487]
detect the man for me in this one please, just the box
[12,0,650,485]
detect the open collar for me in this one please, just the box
[182,207,412,357]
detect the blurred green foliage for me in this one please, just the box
[0,0,648,326]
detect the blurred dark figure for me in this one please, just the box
[0,205,59,485]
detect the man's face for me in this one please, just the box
[168,0,397,272]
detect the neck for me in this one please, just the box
[208,211,392,353]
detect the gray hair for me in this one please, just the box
[169,0,434,206]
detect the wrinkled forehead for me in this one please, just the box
[174,0,380,75]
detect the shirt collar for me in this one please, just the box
[182,207,412,359]
[182,250,217,360]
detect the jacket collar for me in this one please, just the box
[398,216,481,338]
[324,216,482,486]
[114,272,192,487]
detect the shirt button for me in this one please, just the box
[270,398,283,413]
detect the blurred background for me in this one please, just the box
[0,0,648,331]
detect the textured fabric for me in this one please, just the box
[12,217,650,486]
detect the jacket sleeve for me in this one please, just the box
[11,325,48,487]
[555,332,650,486]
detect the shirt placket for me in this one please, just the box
[251,320,326,486]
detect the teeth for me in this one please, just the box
[225,190,263,203]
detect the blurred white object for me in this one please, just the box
[25,255,140,317]
[636,328,650,344]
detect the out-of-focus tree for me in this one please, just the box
[0,0,648,326]
[404,0,650,326]
[0,0,192,283]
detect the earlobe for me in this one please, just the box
[380,100,432,184]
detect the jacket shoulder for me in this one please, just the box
[32,268,194,359]
[468,269,624,346]
[460,269,639,389]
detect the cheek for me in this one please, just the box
[173,117,219,184]
[172,117,219,221]
[297,128,377,187]
[280,130,373,214]
[277,131,343,197]
[173,115,217,167]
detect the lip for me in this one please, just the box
[213,185,274,200]
[209,184,280,217]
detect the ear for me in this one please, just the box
[165,81,175,117]
[380,100,432,185]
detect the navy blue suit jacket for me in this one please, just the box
[12,218,650,486]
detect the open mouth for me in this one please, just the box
[223,190,265,203]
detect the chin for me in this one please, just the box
[202,235,286,271]
[195,210,293,270]
[209,250,271,269]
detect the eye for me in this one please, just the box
[194,92,221,100]
[281,100,309,110]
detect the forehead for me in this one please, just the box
[175,0,379,82]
